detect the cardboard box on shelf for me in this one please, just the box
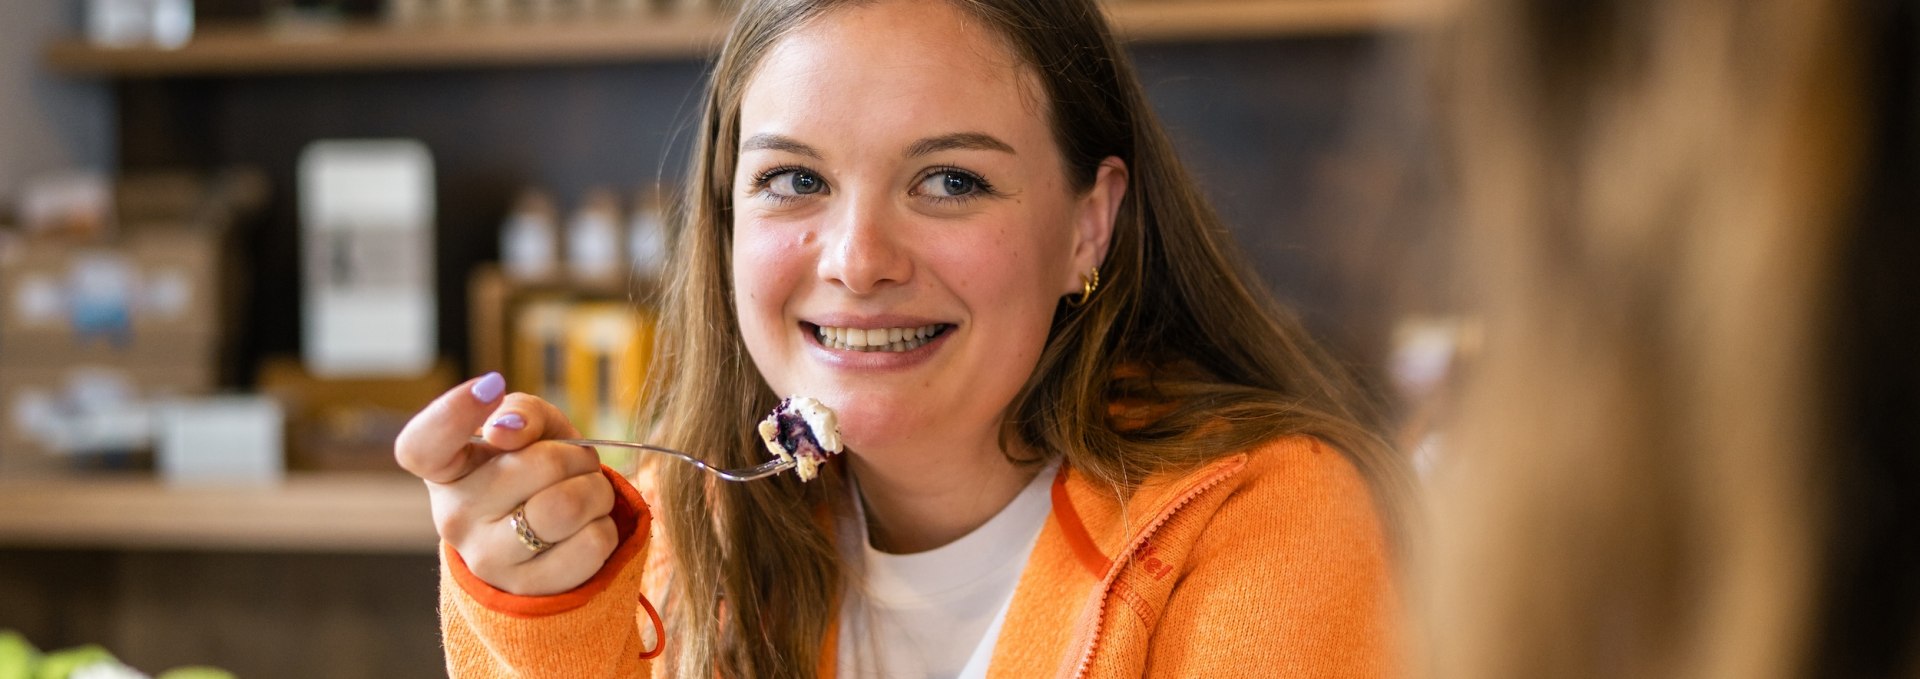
[0,228,20,266]
[16,172,113,241]
[115,167,268,234]
[0,360,216,474]
[256,356,458,472]
[0,231,227,374]
[12,167,258,245]
[0,168,263,476]
[154,395,287,486]
[468,264,511,376]
[114,171,206,225]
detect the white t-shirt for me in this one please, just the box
[836,462,1059,679]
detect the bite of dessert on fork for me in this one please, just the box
[757,396,843,481]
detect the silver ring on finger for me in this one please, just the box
[510,502,553,555]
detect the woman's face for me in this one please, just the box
[731,0,1121,459]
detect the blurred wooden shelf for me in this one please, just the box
[44,15,729,77]
[44,0,1441,78]
[0,472,437,553]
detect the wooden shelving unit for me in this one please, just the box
[17,0,1448,555]
[10,3,1430,673]
[0,473,436,553]
[44,0,1442,77]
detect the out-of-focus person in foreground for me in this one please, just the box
[1419,0,1919,677]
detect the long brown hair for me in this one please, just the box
[643,1,1405,676]
[1417,0,1896,677]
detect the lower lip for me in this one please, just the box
[802,324,952,370]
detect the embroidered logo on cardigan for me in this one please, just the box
[1137,540,1175,581]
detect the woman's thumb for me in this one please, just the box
[394,372,509,484]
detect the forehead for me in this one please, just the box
[738,1,1049,152]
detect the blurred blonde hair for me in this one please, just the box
[1419,0,1873,678]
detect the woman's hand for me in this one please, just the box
[395,373,619,596]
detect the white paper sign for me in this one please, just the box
[298,140,437,379]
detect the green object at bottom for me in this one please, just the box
[0,631,233,679]
[34,645,116,679]
[0,630,43,679]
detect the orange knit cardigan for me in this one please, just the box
[437,435,1398,677]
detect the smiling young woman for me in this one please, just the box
[397,0,1406,677]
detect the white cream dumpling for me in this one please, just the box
[756,395,844,481]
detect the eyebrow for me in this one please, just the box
[738,132,1017,160]
[904,132,1017,158]
[740,133,823,158]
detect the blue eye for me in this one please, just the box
[937,171,976,196]
[915,168,993,201]
[787,171,823,195]
[751,167,827,202]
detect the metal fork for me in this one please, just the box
[468,435,793,482]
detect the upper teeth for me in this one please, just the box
[815,324,945,352]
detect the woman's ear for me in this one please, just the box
[1066,156,1128,293]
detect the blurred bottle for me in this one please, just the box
[500,189,559,281]
[627,186,669,281]
[564,303,649,444]
[151,0,193,48]
[566,188,623,280]
[513,298,571,417]
[88,0,195,49]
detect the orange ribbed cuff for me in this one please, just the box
[443,464,651,619]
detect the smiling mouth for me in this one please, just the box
[809,323,952,353]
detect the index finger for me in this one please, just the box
[476,392,584,452]
[394,372,509,484]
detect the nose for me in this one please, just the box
[817,195,910,295]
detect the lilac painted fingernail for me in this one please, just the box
[470,372,506,403]
[489,413,526,430]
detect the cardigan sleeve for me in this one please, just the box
[437,464,660,678]
[1145,441,1399,678]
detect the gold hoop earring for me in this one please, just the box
[1069,267,1100,307]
